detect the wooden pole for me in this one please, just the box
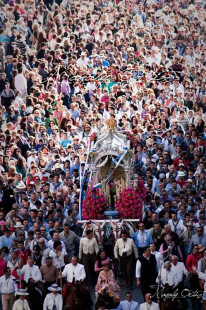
[57,251,63,292]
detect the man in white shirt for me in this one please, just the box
[116,292,139,310]
[168,212,184,236]
[48,232,66,250]
[0,267,16,310]
[139,293,160,310]
[136,247,157,298]
[61,256,86,283]
[76,52,88,68]
[171,255,187,284]
[79,230,99,284]
[49,241,68,270]
[147,47,161,66]
[150,244,163,273]
[115,231,138,289]
[156,261,179,288]
[14,68,27,99]
[21,257,42,283]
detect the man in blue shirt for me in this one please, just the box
[132,223,153,256]
[0,228,13,249]
[115,292,139,310]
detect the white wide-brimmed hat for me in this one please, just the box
[48,284,61,292]
[16,289,29,296]
[178,171,185,177]
[16,182,26,190]
[14,222,23,228]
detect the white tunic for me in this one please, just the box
[139,301,160,310]
[21,264,42,283]
[171,262,187,282]
[43,293,63,310]
[12,299,30,310]
[156,268,179,287]
[61,263,86,283]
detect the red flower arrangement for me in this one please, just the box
[82,189,108,220]
[115,177,146,219]
[125,131,138,148]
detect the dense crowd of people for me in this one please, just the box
[0,0,206,309]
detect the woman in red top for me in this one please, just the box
[0,249,7,276]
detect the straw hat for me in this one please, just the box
[48,284,61,292]
[178,171,185,177]
[16,289,29,296]
[16,181,26,190]
[14,222,23,228]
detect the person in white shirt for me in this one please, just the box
[14,68,27,99]
[139,293,160,310]
[168,212,185,236]
[48,232,66,250]
[12,289,30,310]
[147,48,161,66]
[21,257,42,283]
[7,251,18,272]
[171,255,187,284]
[116,292,139,310]
[150,244,163,273]
[79,230,99,283]
[86,77,96,96]
[61,256,86,283]
[43,284,63,310]
[156,261,179,288]
[49,241,68,270]
[0,267,16,310]
[76,52,88,68]
[49,35,57,51]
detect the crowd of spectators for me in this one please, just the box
[0,0,206,309]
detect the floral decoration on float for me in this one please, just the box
[82,189,108,220]
[115,177,146,219]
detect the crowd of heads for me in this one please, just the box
[0,0,205,295]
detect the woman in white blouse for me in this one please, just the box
[43,284,63,310]
[12,289,30,310]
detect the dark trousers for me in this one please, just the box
[140,280,155,300]
[83,253,96,285]
[119,254,133,287]
[44,281,55,294]
[190,273,201,310]
[62,94,69,109]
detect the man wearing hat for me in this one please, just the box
[16,182,26,191]
[12,289,30,310]
[13,223,27,239]
[77,52,88,68]
[43,284,62,310]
